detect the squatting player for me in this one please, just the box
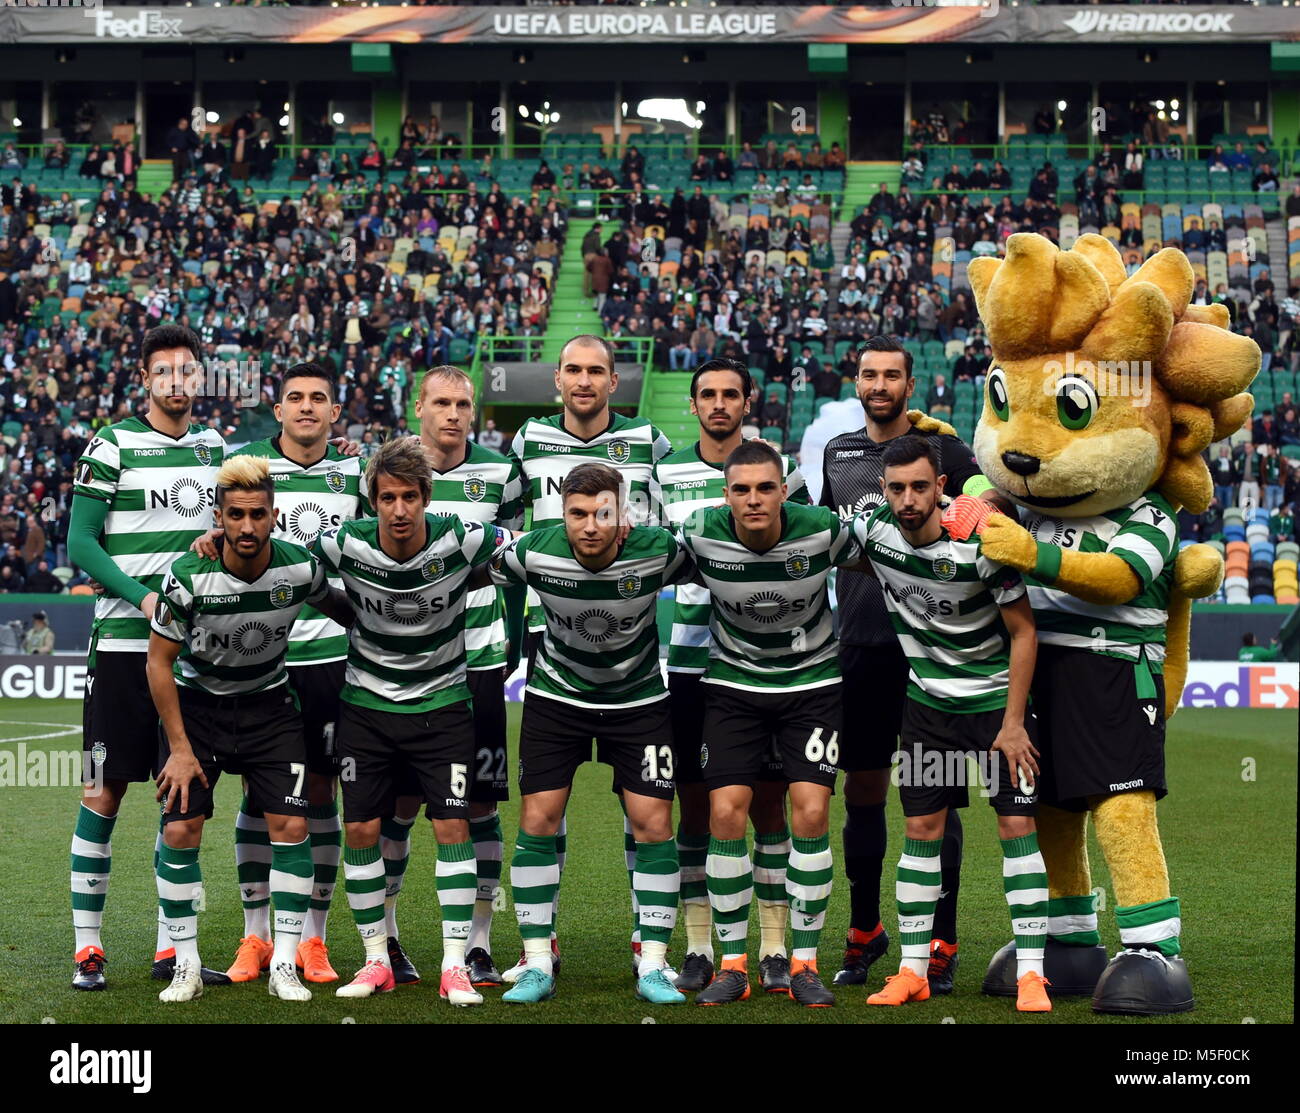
[650,357,810,994]
[489,463,696,1006]
[848,436,1051,1013]
[68,323,230,991]
[820,334,1003,991]
[679,440,865,1008]
[148,456,351,1003]
[503,334,672,981]
[313,437,505,1007]
[216,362,370,987]
[380,365,524,989]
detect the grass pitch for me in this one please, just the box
[0,699,1293,1025]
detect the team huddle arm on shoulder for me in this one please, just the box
[497,458,526,532]
[652,426,673,463]
[664,530,698,586]
[69,491,154,610]
[832,509,878,578]
[306,555,355,629]
[488,535,528,589]
[784,462,811,505]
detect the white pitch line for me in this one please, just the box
[0,720,83,743]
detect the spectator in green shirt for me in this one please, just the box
[1239,633,1282,662]
[1270,504,1295,543]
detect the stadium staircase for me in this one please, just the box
[137,159,173,197]
[640,371,697,450]
[540,231,603,363]
[841,161,900,216]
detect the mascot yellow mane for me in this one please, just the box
[969,231,1257,520]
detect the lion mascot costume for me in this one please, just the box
[962,232,1258,1014]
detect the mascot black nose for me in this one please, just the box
[1002,451,1041,477]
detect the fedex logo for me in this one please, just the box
[1180,664,1299,710]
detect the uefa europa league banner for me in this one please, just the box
[1,5,1297,46]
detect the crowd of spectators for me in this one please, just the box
[0,121,571,588]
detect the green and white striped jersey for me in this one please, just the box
[490,524,693,709]
[679,503,861,693]
[1019,492,1177,665]
[651,442,810,674]
[73,417,227,654]
[151,539,328,696]
[426,440,525,671]
[851,504,1026,714]
[234,438,369,667]
[313,514,504,714]
[507,411,673,632]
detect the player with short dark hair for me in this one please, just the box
[846,436,1051,1013]
[651,357,810,994]
[490,463,697,1005]
[315,437,506,1007]
[679,441,865,1007]
[147,455,350,1003]
[68,323,232,992]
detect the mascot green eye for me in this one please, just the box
[987,369,1010,421]
[1056,376,1099,431]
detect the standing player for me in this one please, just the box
[819,334,1001,991]
[502,333,672,981]
[489,463,695,1006]
[651,357,809,994]
[68,323,231,991]
[849,436,1050,1013]
[679,440,864,1008]
[148,456,351,1003]
[314,438,504,1007]
[219,363,369,987]
[380,365,524,989]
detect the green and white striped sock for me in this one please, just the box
[71,804,115,955]
[550,814,567,939]
[897,836,943,977]
[154,824,170,958]
[343,843,388,961]
[677,825,711,957]
[303,801,340,942]
[788,833,832,964]
[1001,833,1049,979]
[436,839,477,971]
[634,839,680,971]
[624,814,641,945]
[468,812,503,955]
[270,836,314,968]
[157,842,202,966]
[707,837,752,962]
[1117,896,1182,957]
[380,815,414,942]
[235,796,272,939]
[512,832,559,974]
[755,827,791,959]
[1049,893,1101,946]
